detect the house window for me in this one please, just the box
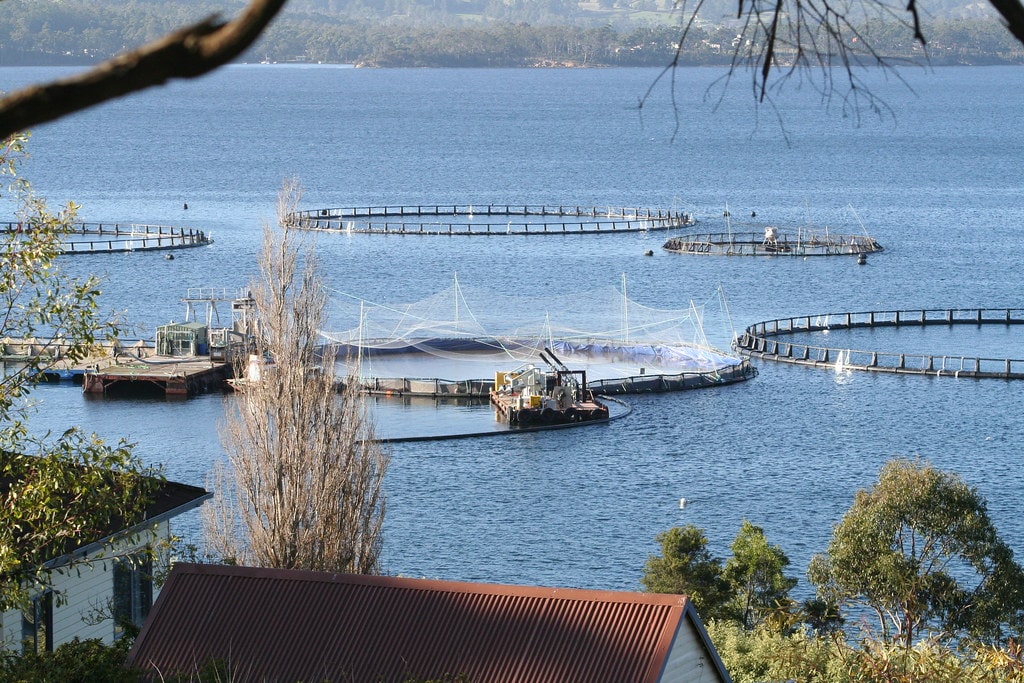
[113,554,153,636]
[21,591,53,654]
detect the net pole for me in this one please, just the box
[718,285,738,346]
[621,272,629,344]
[357,301,364,380]
[453,272,460,334]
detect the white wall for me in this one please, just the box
[0,520,173,653]
[660,611,730,683]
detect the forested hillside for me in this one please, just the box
[0,0,1019,66]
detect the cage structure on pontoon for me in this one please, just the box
[321,278,755,397]
[662,206,883,258]
[664,227,883,257]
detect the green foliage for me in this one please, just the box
[808,457,1024,648]
[708,621,1024,683]
[642,521,799,628]
[0,136,160,610]
[707,621,842,683]
[723,519,799,630]
[0,431,160,611]
[640,524,733,621]
[0,636,139,683]
[645,459,1024,679]
[0,134,119,422]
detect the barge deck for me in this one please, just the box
[82,356,231,397]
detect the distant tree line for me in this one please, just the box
[0,2,1020,68]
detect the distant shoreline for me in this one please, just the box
[3,56,1022,69]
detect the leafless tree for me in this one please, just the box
[645,0,1024,134]
[203,180,388,574]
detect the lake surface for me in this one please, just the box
[3,64,1024,594]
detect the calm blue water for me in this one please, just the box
[4,64,1024,594]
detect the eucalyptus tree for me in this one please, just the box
[808,458,1024,648]
[641,524,734,622]
[723,519,798,630]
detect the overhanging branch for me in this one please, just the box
[0,0,289,140]
[988,0,1024,45]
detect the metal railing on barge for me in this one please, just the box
[0,222,212,254]
[288,204,695,236]
[736,308,1024,379]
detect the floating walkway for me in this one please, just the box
[358,360,756,397]
[587,360,756,394]
[0,222,212,254]
[736,308,1024,378]
[664,229,883,257]
[378,395,634,444]
[288,204,695,236]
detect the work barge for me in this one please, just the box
[489,349,610,427]
[737,307,1024,379]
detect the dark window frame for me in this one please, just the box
[113,552,154,637]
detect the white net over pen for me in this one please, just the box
[322,278,742,382]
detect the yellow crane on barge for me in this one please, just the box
[490,347,609,427]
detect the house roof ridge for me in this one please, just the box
[170,562,690,604]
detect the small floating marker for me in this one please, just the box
[165,253,175,260]
[679,497,687,509]
[857,253,867,265]
[644,249,654,256]
[183,202,188,210]
[751,210,756,217]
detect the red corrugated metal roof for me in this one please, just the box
[127,563,708,683]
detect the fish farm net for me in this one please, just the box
[322,278,747,390]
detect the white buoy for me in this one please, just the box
[679,498,687,509]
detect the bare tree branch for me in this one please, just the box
[988,0,1024,44]
[640,0,934,132]
[0,0,289,140]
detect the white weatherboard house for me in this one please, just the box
[0,478,209,653]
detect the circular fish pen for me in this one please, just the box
[0,221,212,255]
[325,279,754,397]
[347,338,757,397]
[287,204,695,236]
[736,308,1024,378]
[663,228,883,257]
